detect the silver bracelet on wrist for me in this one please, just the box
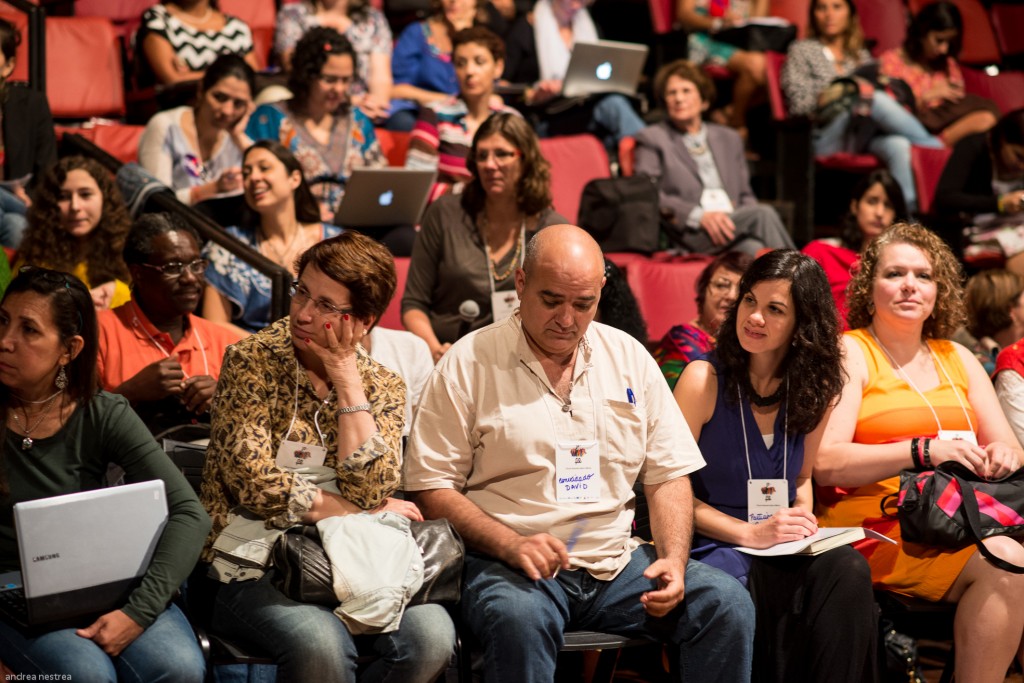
[337,402,372,414]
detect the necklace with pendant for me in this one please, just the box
[10,392,62,450]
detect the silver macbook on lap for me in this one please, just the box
[335,168,437,228]
[562,40,649,99]
[0,480,168,630]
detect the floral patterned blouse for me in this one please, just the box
[653,323,715,390]
[273,3,393,97]
[246,103,385,221]
[200,317,406,562]
[878,49,963,110]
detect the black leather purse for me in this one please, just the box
[271,518,465,606]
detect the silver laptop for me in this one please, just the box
[335,168,437,228]
[0,480,168,629]
[562,40,649,99]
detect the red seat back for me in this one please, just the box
[765,51,789,121]
[219,0,275,68]
[908,0,1000,65]
[378,256,410,330]
[962,66,1024,113]
[769,0,810,39]
[539,134,610,224]
[853,0,908,57]
[46,17,125,119]
[74,0,154,41]
[990,4,1024,60]
[375,129,412,167]
[911,145,952,216]
[622,256,712,343]
[648,0,675,35]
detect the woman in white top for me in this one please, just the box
[138,54,256,207]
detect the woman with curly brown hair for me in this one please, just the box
[401,112,566,362]
[674,250,877,682]
[817,223,1024,683]
[19,157,131,310]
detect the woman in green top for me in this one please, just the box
[0,267,209,681]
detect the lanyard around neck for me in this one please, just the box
[283,358,331,448]
[483,218,526,295]
[131,300,209,379]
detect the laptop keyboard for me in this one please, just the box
[0,585,28,623]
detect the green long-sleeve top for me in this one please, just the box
[0,391,211,628]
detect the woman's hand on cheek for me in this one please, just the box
[301,315,367,383]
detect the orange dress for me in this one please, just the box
[816,328,976,601]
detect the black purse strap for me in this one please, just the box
[941,462,1024,574]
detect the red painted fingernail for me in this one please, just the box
[325,322,331,329]
[343,314,350,321]
[304,338,311,344]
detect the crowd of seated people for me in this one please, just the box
[7,1,1024,682]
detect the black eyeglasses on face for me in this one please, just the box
[290,281,353,318]
[139,259,208,279]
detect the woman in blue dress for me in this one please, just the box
[203,141,342,334]
[673,250,877,682]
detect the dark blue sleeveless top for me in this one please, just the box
[689,354,805,585]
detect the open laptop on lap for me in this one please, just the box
[562,40,649,99]
[335,169,437,228]
[0,480,168,631]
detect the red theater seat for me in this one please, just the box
[46,17,125,120]
[539,134,610,224]
[378,256,410,330]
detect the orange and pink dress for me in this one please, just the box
[816,328,976,601]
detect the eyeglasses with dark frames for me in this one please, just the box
[139,259,208,279]
[290,281,353,318]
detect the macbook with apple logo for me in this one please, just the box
[561,40,649,99]
[334,168,437,228]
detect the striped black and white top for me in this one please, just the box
[139,5,253,79]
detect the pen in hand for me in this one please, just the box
[552,517,587,580]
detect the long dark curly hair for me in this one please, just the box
[846,222,965,338]
[461,112,552,218]
[288,27,357,114]
[22,157,131,286]
[716,250,846,436]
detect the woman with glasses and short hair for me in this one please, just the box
[402,112,567,362]
[246,27,385,225]
[97,213,243,436]
[203,140,342,334]
[200,231,456,683]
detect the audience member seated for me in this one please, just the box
[960,269,1024,374]
[0,267,210,682]
[802,169,907,323]
[402,113,567,362]
[674,250,877,682]
[653,251,752,390]
[781,0,944,212]
[248,28,385,225]
[138,54,256,208]
[503,0,644,145]
[406,26,520,198]
[274,0,393,120]
[19,157,131,311]
[364,325,433,437]
[204,141,341,333]
[816,223,1024,683]
[138,0,260,88]
[483,0,531,37]
[879,1,998,148]
[676,0,768,140]
[200,232,456,682]
[0,18,55,249]
[934,109,1024,259]
[98,213,243,437]
[387,0,481,132]
[405,224,756,682]
[595,257,647,345]
[636,60,793,255]
[994,295,1024,449]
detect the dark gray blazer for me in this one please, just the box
[634,120,757,226]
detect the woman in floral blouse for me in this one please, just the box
[200,231,455,683]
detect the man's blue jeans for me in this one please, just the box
[212,571,456,683]
[814,89,944,212]
[0,602,205,683]
[461,544,755,683]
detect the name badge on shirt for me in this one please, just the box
[555,440,599,503]
[747,479,788,524]
[937,430,978,446]
[700,188,734,213]
[276,440,328,470]
[491,290,519,323]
